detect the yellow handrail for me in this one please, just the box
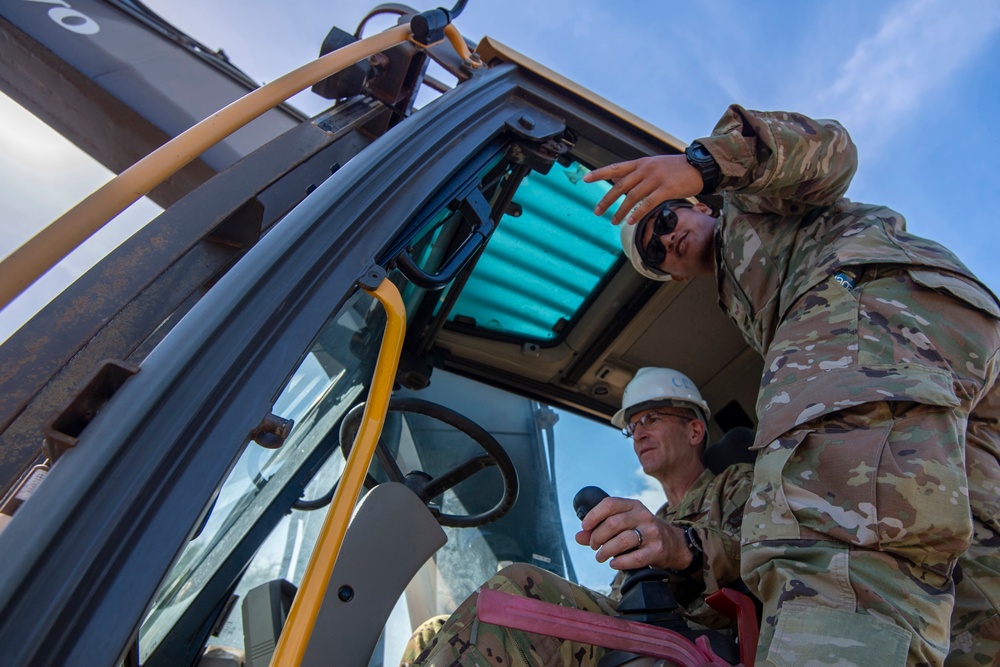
[270,276,406,665]
[0,23,412,311]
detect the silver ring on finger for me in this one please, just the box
[632,527,643,548]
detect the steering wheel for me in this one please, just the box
[339,397,518,527]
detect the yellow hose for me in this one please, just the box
[270,277,406,665]
[443,23,476,64]
[0,23,412,311]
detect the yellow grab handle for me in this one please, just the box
[0,24,412,311]
[270,276,406,665]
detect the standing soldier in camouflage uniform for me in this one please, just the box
[403,368,753,666]
[585,105,1000,666]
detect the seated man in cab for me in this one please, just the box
[402,367,754,666]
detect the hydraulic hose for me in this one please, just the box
[444,22,475,62]
[0,23,412,311]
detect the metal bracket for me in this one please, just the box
[358,264,387,291]
[504,104,566,141]
[42,359,140,462]
[395,188,495,291]
[504,105,573,175]
[250,413,295,450]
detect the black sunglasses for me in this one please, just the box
[637,201,694,270]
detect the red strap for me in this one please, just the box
[475,589,736,666]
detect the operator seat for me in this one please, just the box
[241,482,446,667]
[703,426,756,474]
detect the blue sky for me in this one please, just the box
[142,0,1000,287]
[2,0,998,339]
[1,0,998,589]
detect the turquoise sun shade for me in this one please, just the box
[448,162,623,340]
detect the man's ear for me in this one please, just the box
[689,418,707,446]
[693,201,713,215]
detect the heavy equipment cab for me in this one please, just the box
[0,3,762,665]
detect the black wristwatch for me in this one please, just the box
[684,141,722,195]
[671,525,704,576]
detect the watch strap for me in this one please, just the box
[670,525,704,576]
[684,141,722,195]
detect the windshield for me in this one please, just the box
[139,287,384,661]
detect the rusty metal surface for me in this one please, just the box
[0,103,382,495]
[0,240,244,494]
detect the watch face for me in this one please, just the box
[687,143,712,164]
[686,143,720,194]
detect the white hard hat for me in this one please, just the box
[620,220,672,282]
[611,367,711,428]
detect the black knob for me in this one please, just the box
[573,486,610,521]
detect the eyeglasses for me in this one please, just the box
[638,202,693,271]
[622,411,694,438]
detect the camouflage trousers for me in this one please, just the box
[742,270,1000,667]
[402,564,616,667]
[402,615,450,664]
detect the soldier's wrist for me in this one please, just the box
[685,141,722,195]
[669,525,704,576]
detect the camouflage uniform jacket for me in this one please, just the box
[609,463,753,629]
[699,105,1000,448]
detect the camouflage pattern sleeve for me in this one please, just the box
[687,462,754,595]
[612,464,754,629]
[677,463,754,628]
[697,105,858,214]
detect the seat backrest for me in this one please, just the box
[300,482,446,667]
[703,426,755,474]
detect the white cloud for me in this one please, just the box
[815,0,1000,152]
[621,466,667,513]
[0,94,160,342]
[0,105,93,245]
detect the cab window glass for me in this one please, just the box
[139,288,385,661]
[446,161,622,340]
